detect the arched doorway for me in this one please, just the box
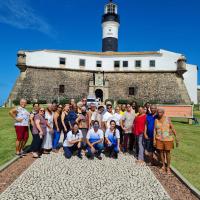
[95,89,103,102]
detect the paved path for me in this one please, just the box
[0,153,170,200]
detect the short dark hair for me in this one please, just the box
[93,120,99,125]
[33,103,39,107]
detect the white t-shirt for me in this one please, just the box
[86,128,104,141]
[105,128,120,139]
[15,106,30,126]
[112,113,122,126]
[102,111,113,128]
[63,130,83,147]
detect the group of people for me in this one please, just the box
[9,97,179,174]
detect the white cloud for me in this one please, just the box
[0,0,56,38]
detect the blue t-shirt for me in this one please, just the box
[67,110,77,126]
[146,114,158,139]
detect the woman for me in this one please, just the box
[9,99,30,156]
[61,104,70,140]
[105,120,120,159]
[32,107,47,158]
[76,106,89,146]
[86,120,104,160]
[42,104,54,153]
[133,107,146,164]
[154,108,178,174]
[113,106,122,145]
[63,123,83,159]
[52,104,63,152]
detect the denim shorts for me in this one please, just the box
[144,139,155,153]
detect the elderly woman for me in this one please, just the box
[32,107,47,158]
[9,99,30,156]
[154,108,179,174]
[42,104,54,153]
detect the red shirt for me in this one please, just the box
[133,114,146,136]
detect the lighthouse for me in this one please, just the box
[102,0,120,52]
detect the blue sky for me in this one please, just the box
[0,0,200,105]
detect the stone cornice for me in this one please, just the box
[25,65,178,73]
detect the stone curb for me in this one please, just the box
[0,156,20,173]
[171,165,200,199]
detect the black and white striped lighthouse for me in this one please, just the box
[102,0,120,52]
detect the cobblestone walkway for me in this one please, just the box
[0,153,170,200]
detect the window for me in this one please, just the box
[135,60,141,68]
[59,85,65,94]
[150,60,156,67]
[96,61,102,67]
[79,59,85,67]
[114,61,120,68]
[123,61,128,67]
[129,87,135,95]
[59,57,66,65]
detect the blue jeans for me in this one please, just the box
[135,134,144,160]
[87,143,104,157]
[63,144,82,159]
[52,130,60,149]
[107,143,119,154]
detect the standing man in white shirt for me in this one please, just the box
[102,104,113,132]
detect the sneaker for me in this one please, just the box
[78,154,83,159]
[97,156,102,160]
[32,152,39,158]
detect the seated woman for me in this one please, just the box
[63,123,83,159]
[86,120,104,160]
[105,120,120,159]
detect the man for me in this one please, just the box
[9,99,30,156]
[102,104,113,131]
[52,101,58,113]
[86,120,104,160]
[91,105,104,128]
[120,103,135,153]
[144,105,157,165]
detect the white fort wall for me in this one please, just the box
[25,49,180,71]
[23,49,197,103]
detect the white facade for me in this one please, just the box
[23,49,198,103]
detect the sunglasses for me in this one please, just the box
[40,110,45,112]
[58,106,62,108]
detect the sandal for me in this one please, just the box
[167,168,172,175]
[159,166,166,173]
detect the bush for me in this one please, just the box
[37,99,47,104]
[117,99,129,105]
[12,99,20,106]
[59,98,70,105]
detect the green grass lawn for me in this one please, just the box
[171,110,200,190]
[0,107,200,190]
